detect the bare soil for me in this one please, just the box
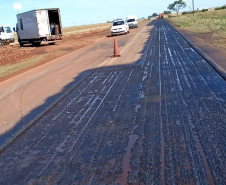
[1,23,226,82]
[0,28,110,82]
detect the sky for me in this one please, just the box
[0,0,225,29]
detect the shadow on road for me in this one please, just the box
[1,19,226,184]
[0,21,156,152]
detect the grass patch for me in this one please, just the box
[175,21,192,28]
[0,54,49,78]
[167,9,226,49]
[63,23,111,33]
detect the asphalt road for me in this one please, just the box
[0,19,226,184]
[0,20,150,148]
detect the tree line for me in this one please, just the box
[151,0,187,17]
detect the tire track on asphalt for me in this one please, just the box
[158,23,166,185]
[164,20,211,184]
[85,70,135,184]
[164,20,225,184]
[165,21,226,180]
[1,19,226,184]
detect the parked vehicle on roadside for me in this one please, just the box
[110,19,129,36]
[14,8,62,47]
[0,25,14,47]
[126,15,138,28]
[158,13,165,19]
[0,39,3,47]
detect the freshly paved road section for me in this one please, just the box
[0,20,150,145]
[0,20,226,184]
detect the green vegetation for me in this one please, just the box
[168,0,187,15]
[201,9,208,12]
[0,54,49,78]
[182,11,190,15]
[164,11,171,14]
[167,9,226,49]
[215,6,226,10]
[63,23,111,33]
[168,9,226,32]
[182,9,208,15]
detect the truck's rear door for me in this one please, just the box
[36,10,50,37]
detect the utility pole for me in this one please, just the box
[192,0,195,20]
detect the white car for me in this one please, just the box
[0,25,14,45]
[111,19,129,36]
[126,15,138,28]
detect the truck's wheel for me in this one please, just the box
[35,42,41,46]
[0,40,4,47]
[18,38,23,47]
[19,41,24,47]
[32,42,40,47]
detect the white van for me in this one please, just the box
[0,25,14,47]
[126,15,138,28]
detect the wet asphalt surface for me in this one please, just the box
[0,20,226,184]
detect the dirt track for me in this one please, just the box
[0,28,110,80]
[0,20,226,184]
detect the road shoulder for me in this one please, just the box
[168,22,226,80]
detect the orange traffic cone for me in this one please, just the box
[113,39,121,57]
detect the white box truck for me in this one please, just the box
[126,15,138,28]
[0,25,14,47]
[15,8,62,47]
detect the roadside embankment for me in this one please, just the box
[167,9,226,49]
[166,10,226,80]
